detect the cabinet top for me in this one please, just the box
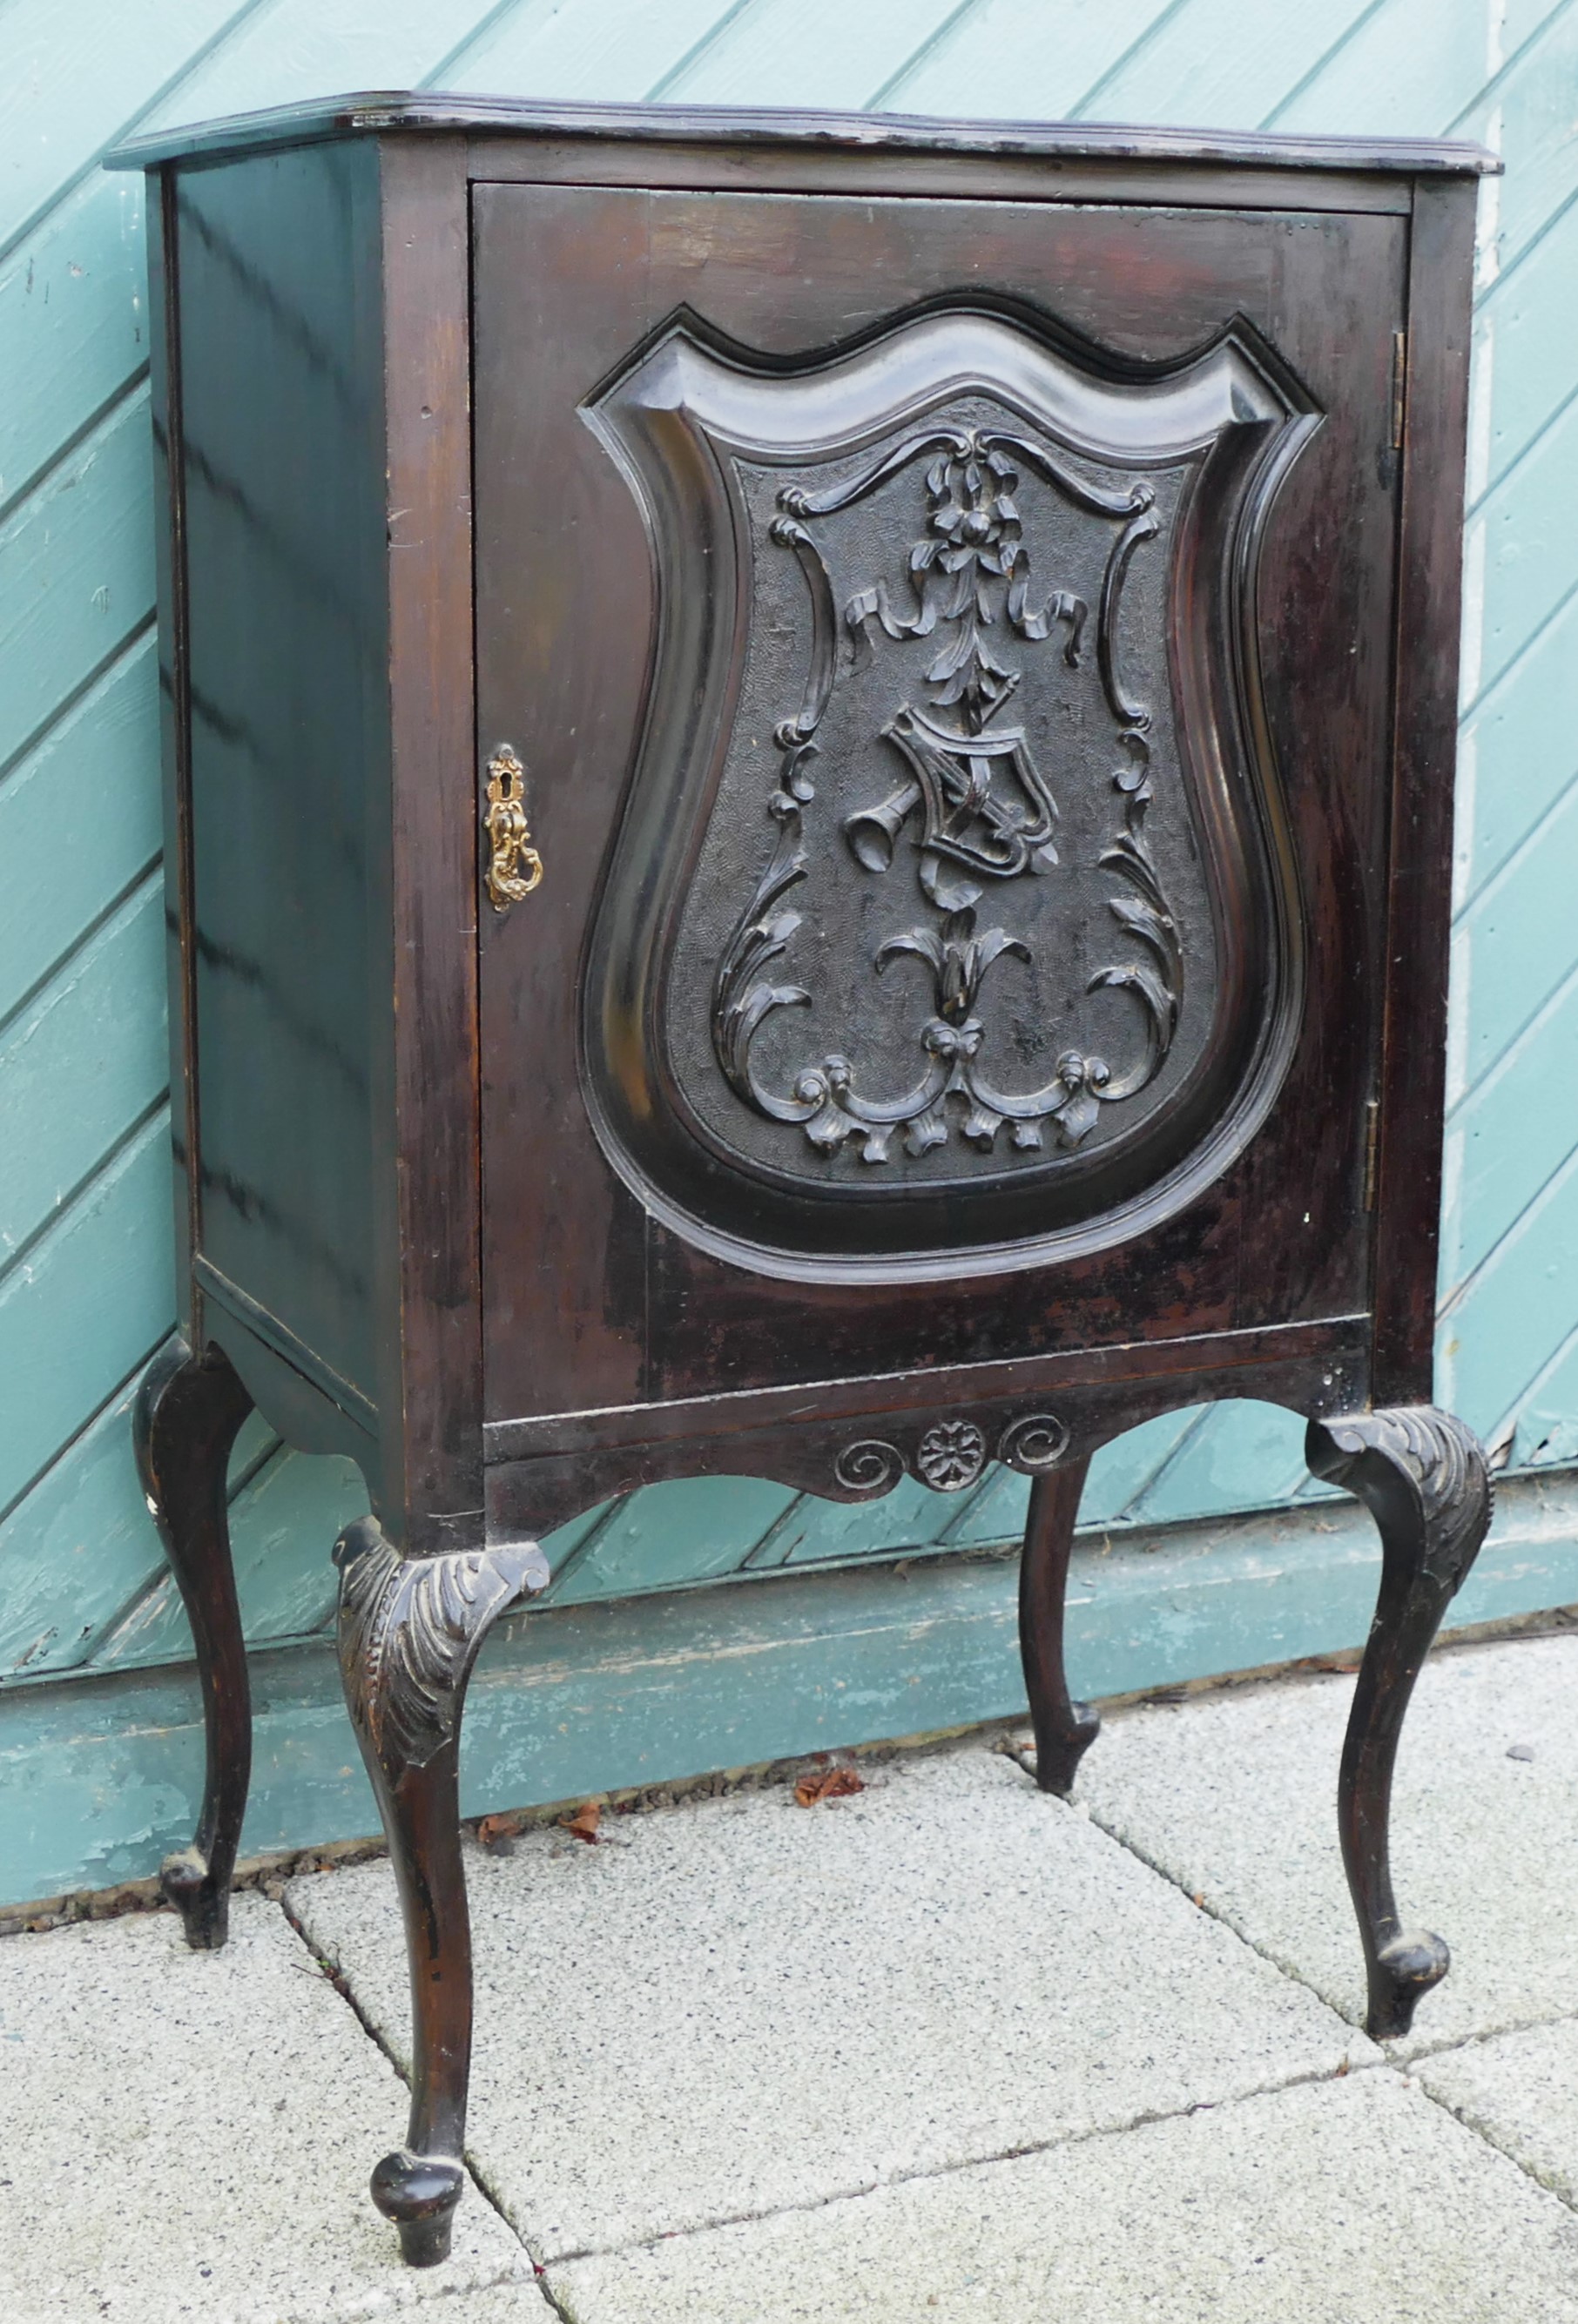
[108,90,1499,178]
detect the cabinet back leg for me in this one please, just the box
[1307,1409,1493,2040]
[1018,1456,1098,1795]
[132,1336,255,1950]
[334,1518,550,2266]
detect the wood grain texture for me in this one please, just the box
[0,3,1574,1849]
[375,138,484,1543]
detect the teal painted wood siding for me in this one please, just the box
[3,0,1576,1899]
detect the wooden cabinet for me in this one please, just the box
[113,96,1495,2267]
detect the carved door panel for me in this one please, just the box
[474,185,1405,1421]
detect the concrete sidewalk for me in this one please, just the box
[6,1628,1578,2321]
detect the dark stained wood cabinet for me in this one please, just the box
[112,96,1497,2267]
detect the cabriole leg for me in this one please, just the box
[133,1335,254,1950]
[334,1518,549,2267]
[1018,1455,1098,1795]
[1307,1407,1492,2040]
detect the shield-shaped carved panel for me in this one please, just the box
[581,306,1316,1278]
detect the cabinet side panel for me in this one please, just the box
[1372,178,1479,1402]
[176,145,388,1408]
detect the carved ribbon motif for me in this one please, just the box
[712,426,1181,1163]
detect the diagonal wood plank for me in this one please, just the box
[1441,960,1578,1293]
[747,1477,962,1569]
[884,0,1177,119]
[0,635,160,1027]
[0,877,165,1268]
[0,0,259,259]
[145,0,517,133]
[0,1111,172,1520]
[1438,1138,1578,1434]
[1449,0,1578,276]
[0,1371,160,1678]
[1453,589,1578,907]
[654,0,976,109]
[1452,765,1578,1089]
[1264,0,1530,138]
[1121,1401,1312,1526]
[0,173,150,521]
[437,0,758,100]
[0,0,523,519]
[1468,204,1578,507]
[543,1477,801,1607]
[1508,1323,1578,1465]
[1467,402,1578,709]
[0,388,153,778]
[1069,0,1384,131]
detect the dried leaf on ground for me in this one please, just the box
[477,1811,526,1854]
[560,1801,603,1842]
[794,1767,866,1808]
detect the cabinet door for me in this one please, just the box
[473,183,1403,1425]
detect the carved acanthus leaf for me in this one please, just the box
[334,1521,550,1775]
[1306,1407,1493,1598]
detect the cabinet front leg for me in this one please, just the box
[334,1518,549,2267]
[133,1335,254,1950]
[1018,1456,1098,1795]
[1306,1408,1492,2040]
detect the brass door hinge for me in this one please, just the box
[1390,330,1407,452]
[1363,1097,1381,1210]
[484,744,543,912]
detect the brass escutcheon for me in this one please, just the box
[483,744,543,911]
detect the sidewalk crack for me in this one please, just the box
[1406,2065,1578,2221]
[538,2054,1380,2271]
[1041,1773,1377,2041]
[272,1891,541,2284]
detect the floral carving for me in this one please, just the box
[917,1420,988,1491]
[711,414,1182,1165]
[825,434,1089,737]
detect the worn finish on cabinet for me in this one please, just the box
[112,95,1495,2267]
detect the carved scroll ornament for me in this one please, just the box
[713,425,1180,1167]
[833,1411,1070,1496]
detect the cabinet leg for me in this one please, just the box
[1306,1408,1492,2040]
[334,1517,549,2267]
[133,1335,254,1950]
[1018,1456,1098,1795]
